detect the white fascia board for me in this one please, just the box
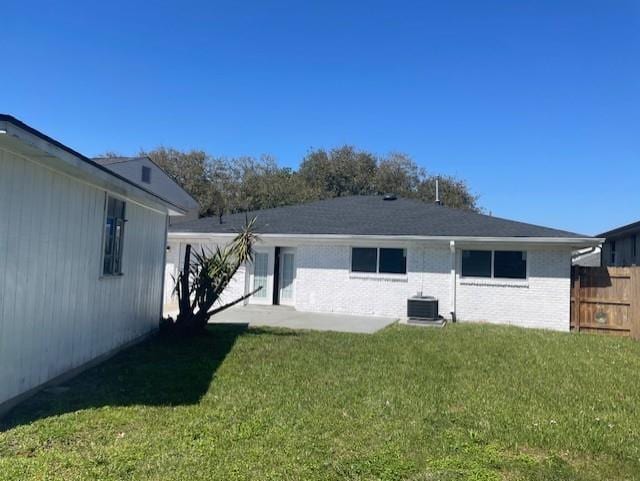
[0,119,186,216]
[167,231,604,248]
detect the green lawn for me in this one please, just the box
[2,323,640,481]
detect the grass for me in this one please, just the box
[2,323,640,481]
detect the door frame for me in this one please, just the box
[249,248,273,305]
[276,247,296,306]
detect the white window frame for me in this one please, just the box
[460,249,528,280]
[100,193,127,278]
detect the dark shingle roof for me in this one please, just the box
[169,195,587,238]
[93,156,147,166]
[598,220,640,239]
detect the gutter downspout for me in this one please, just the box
[571,246,597,262]
[449,240,457,322]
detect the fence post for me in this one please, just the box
[631,269,640,340]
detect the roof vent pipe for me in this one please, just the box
[435,178,442,205]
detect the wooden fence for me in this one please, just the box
[571,266,640,339]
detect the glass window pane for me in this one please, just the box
[115,199,125,218]
[461,250,492,277]
[103,255,112,275]
[107,197,116,217]
[379,248,407,274]
[104,219,114,255]
[494,251,527,279]
[280,253,295,298]
[253,253,268,297]
[103,196,126,276]
[351,248,377,273]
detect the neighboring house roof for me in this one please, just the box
[0,114,185,214]
[598,220,640,239]
[93,156,199,213]
[93,156,139,166]
[169,195,596,243]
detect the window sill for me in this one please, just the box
[100,273,124,280]
[459,277,529,288]
[349,272,408,282]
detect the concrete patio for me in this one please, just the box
[172,305,397,334]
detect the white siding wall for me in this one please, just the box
[0,147,167,407]
[103,158,200,224]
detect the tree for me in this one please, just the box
[416,175,479,211]
[299,146,377,197]
[168,219,260,336]
[234,156,322,211]
[96,150,123,158]
[140,145,481,216]
[374,152,423,195]
[141,147,222,217]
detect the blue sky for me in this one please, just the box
[2,1,638,235]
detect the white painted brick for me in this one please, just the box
[166,236,573,332]
[455,247,571,331]
[294,244,451,318]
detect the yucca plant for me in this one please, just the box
[168,218,261,336]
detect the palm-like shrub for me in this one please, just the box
[168,218,260,335]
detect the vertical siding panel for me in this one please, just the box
[42,172,63,382]
[0,152,17,397]
[36,164,57,386]
[68,178,86,366]
[85,190,101,364]
[72,185,90,365]
[23,163,48,389]
[90,192,105,362]
[72,184,88,368]
[95,194,108,359]
[3,157,27,398]
[57,175,75,376]
[38,169,58,385]
[16,159,40,397]
[133,207,145,335]
[1,149,168,406]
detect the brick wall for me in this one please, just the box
[294,244,451,318]
[294,243,571,331]
[166,237,573,331]
[455,247,572,331]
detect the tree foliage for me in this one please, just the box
[298,146,377,197]
[140,145,480,216]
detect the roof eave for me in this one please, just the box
[0,115,186,215]
[167,231,603,247]
[598,221,640,239]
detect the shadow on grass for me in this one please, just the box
[1,323,297,430]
